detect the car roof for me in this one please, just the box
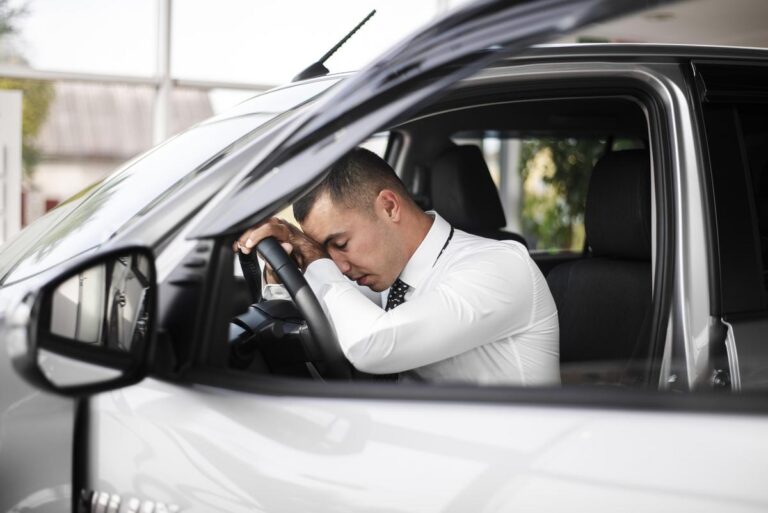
[511,42,768,62]
[300,43,768,94]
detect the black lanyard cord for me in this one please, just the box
[433,226,454,267]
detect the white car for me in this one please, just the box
[1,0,768,511]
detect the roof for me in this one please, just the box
[554,0,768,48]
[500,42,768,66]
[35,81,213,160]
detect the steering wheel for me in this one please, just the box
[247,237,351,379]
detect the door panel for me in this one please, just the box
[0,356,74,512]
[87,379,768,512]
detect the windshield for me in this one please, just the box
[0,78,340,285]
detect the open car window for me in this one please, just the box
[221,88,663,388]
[452,133,645,253]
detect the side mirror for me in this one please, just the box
[11,247,156,396]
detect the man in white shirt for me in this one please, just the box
[236,148,559,385]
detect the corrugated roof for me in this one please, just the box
[35,81,213,159]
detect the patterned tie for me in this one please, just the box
[385,278,410,311]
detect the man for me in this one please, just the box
[236,147,559,385]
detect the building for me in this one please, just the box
[26,81,214,224]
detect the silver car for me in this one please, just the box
[1,0,767,511]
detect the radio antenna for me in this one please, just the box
[293,10,376,82]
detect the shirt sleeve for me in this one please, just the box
[263,262,381,303]
[303,250,536,374]
[263,283,291,301]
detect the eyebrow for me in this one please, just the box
[322,232,346,247]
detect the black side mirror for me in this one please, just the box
[11,247,156,396]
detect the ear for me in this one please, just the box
[375,189,402,223]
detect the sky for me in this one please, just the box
[11,0,446,86]
[15,1,766,112]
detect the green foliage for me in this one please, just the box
[519,138,606,251]
[0,78,55,176]
[0,2,54,178]
[0,0,25,38]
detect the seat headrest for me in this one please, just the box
[586,149,651,260]
[430,145,506,231]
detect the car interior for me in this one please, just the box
[219,87,656,388]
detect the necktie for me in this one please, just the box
[385,278,409,311]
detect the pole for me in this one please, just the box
[0,90,22,241]
[153,0,172,145]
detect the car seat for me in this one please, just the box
[546,149,653,385]
[428,144,528,247]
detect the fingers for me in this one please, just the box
[233,218,292,255]
[232,218,326,271]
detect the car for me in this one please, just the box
[2,0,768,511]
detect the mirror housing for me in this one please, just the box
[10,246,156,396]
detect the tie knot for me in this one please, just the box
[386,278,409,311]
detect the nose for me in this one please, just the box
[330,252,351,274]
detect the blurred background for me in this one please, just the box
[0,0,767,249]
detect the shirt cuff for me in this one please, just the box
[263,283,291,301]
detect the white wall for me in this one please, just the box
[0,90,22,244]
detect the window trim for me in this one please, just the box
[178,68,680,406]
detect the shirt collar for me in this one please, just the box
[398,211,451,291]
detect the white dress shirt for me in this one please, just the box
[268,212,560,385]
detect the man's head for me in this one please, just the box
[294,147,431,292]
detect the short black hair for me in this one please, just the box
[293,147,410,223]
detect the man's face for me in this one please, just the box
[300,192,403,292]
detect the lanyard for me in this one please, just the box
[433,226,454,267]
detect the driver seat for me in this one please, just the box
[428,145,528,247]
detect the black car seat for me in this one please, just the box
[755,161,768,289]
[546,149,653,384]
[429,145,527,247]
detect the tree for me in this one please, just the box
[0,0,54,177]
[518,138,607,251]
[0,0,24,38]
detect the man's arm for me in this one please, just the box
[304,247,539,374]
[235,218,380,303]
[262,265,380,303]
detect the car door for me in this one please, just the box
[73,2,767,512]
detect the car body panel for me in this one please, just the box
[89,378,768,512]
[0,281,73,512]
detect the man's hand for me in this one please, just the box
[233,218,328,283]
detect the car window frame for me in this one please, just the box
[691,59,768,391]
[177,66,686,410]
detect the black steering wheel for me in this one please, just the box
[245,237,350,379]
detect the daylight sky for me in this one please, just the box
[14,0,764,112]
[11,0,452,86]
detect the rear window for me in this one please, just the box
[701,101,768,314]
[452,133,643,253]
